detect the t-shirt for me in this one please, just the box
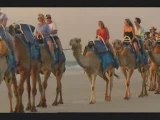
[36,23,50,38]
[135,26,145,41]
[0,12,8,27]
[96,27,110,42]
[48,21,58,36]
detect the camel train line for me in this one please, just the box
[0,23,160,112]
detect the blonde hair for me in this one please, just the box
[38,13,45,21]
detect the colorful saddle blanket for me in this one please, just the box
[84,40,119,73]
[0,25,16,73]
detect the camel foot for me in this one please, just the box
[31,106,37,112]
[89,100,96,104]
[138,93,144,97]
[144,92,148,96]
[26,104,32,111]
[41,101,47,108]
[17,104,24,113]
[154,90,160,94]
[58,100,64,104]
[52,101,59,106]
[10,109,13,113]
[124,96,130,100]
[105,96,111,102]
[37,101,42,107]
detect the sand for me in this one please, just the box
[0,68,160,113]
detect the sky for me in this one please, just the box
[1,7,159,60]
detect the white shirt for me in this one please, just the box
[134,26,145,41]
[0,12,8,27]
[48,21,58,36]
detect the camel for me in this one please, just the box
[8,24,41,112]
[36,36,65,107]
[143,37,160,94]
[112,37,149,100]
[69,38,117,104]
[0,32,19,112]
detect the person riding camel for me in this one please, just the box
[96,20,116,58]
[150,26,157,41]
[123,18,140,64]
[134,17,145,53]
[45,14,63,54]
[0,8,8,27]
[35,13,55,61]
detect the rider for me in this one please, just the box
[134,17,145,53]
[96,20,115,57]
[45,14,63,54]
[123,18,140,61]
[35,13,55,60]
[0,8,8,27]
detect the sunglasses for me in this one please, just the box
[46,17,51,19]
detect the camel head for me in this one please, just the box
[112,39,123,52]
[143,38,154,51]
[69,38,82,52]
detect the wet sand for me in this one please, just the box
[0,68,160,113]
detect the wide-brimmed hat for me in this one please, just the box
[150,26,157,32]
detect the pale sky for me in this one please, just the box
[1,7,159,60]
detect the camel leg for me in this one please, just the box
[57,73,64,104]
[86,72,95,104]
[126,69,134,99]
[30,70,38,112]
[139,71,146,97]
[148,68,153,91]
[153,73,157,91]
[155,75,160,94]
[52,71,63,106]
[25,76,31,111]
[12,73,19,113]
[37,74,43,107]
[90,74,96,104]
[41,71,50,108]
[120,68,128,99]
[5,78,13,112]
[17,70,28,113]
[104,69,114,102]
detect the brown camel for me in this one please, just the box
[36,39,65,107]
[112,38,148,100]
[143,38,160,94]
[69,38,117,104]
[8,24,41,112]
[0,34,19,112]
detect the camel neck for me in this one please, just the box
[73,48,90,69]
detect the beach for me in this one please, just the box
[0,7,160,113]
[0,65,160,113]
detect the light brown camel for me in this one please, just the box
[36,40,65,107]
[143,38,160,94]
[69,38,117,104]
[112,38,149,99]
[0,35,19,112]
[8,24,41,112]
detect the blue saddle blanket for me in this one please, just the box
[0,26,16,73]
[17,24,41,61]
[85,40,119,72]
[124,44,148,66]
